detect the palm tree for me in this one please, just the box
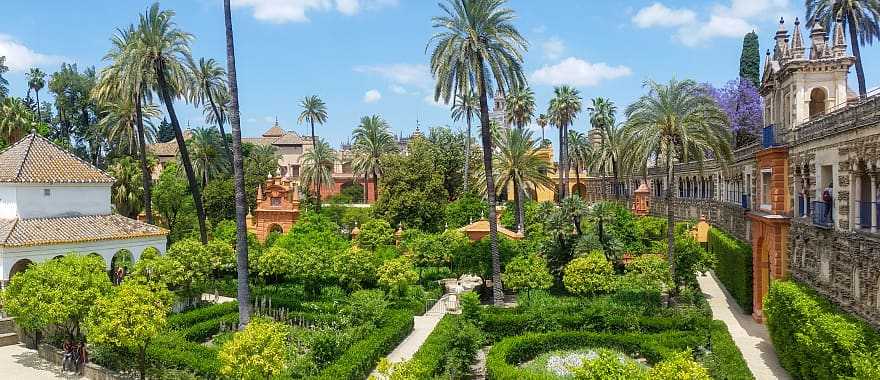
[548,85,582,201]
[301,139,336,208]
[807,0,880,98]
[352,115,397,203]
[204,89,229,128]
[224,0,253,326]
[298,95,328,196]
[494,127,554,233]
[566,130,591,198]
[624,79,732,297]
[451,93,479,193]
[429,0,528,305]
[505,86,535,130]
[97,99,160,157]
[186,56,231,155]
[588,97,617,198]
[26,68,46,122]
[108,156,144,219]
[0,56,9,99]
[536,113,548,144]
[0,97,35,143]
[188,127,229,186]
[131,3,208,243]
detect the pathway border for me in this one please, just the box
[698,272,790,380]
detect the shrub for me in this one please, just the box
[673,234,715,290]
[707,228,752,313]
[624,254,671,290]
[333,246,379,290]
[502,253,554,297]
[378,256,418,297]
[764,280,880,379]
[219,318,289,379]
[345,289,389,326]
[167,302,239,330]
[460,291,481,322]
[442,320,483,379]
[570,348,647,380]
[147,335,220,377]
[648,351,711,380]
[355,218,395,250]
[563,251,615,295]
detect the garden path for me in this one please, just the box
[385,294,449,363]
[698,272,790,380]
[0,344,85,380]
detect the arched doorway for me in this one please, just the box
[572,183,587,198]
[52,255,65,260]
[809,88,827,118]
[268,224,283,234]
[339,181,364,203]
[8,259,33,280]
[111,249,134,272]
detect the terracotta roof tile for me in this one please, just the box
[0,214,167,247]
[0,133,114,183]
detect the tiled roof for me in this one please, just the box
[148,140,180,157]
[0,133,114,184]
[262,124,286,137]
[273,132,305,145]
[458,218,524,240]
[0,214,167,247]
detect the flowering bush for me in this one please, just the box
[563,251,615,295]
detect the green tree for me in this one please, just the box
[739,31,760,87]
[189,127,229,186]
[427,126,467,200]
[587,97,616,197]
[26,68,46,122]
[501,253,553,299]
[255,245,294,282]
[298,95,329,196]
[96,98,160,157]
[202,177,235,224]
[186,56,231,156]
[493,127,554,233]
[807,0,880,98]
[374,138,447,231]
[378,256,418,297]
[2,254,111,344]
[563,251,615,295]
[108,156,145,218]
[566,130,591,197]
[429,0,528,305]
[451,93,479,193]
[153,163,196,242]
[84,282,172,380]
[352,114,397,203]
[333,246,379,290]
[164,238,212,292]
[301,139,336,210]
[219,318,289,379]
[0,97,36,143]
[624,79,731,299]
[157,118,174,143]
[444,193,488,228]
[549,85,582,200]
[355,218,395,250]
[536,113,548,143]
[505,86,535,130]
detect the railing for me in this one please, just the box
[797,194,810,217]
[794,90,880,143]
[857,201,880,230]
[741,194,750,209]
[812,201,834,228]
[762,124,777,148]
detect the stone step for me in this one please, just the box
[0,332,19,347]
[0,318,15,334]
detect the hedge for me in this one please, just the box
[707,228,752,313]
[167,301,239,330]
[405,314,463,377]
[764,281,880,379]
[307,309,415,380]
[703,320,754,380]
[147,334,220,378]
[180,313,239,342]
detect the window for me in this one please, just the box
[43,188,51,197]
[270,197,281,207]
[809,88,827,119]
[761,170,772,210]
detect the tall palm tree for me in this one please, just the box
[97,99,160,157]
[298,96,328,146]
[494,127,554,233]
[186,56,231,155]
[548,85,582,201]
[505,86,535,130]
[0,56,8,99]
[204,88,229,128]
[131,3,208,243]
[566,130,591,198]
[807,0,880,98]
[451,92,479,193]
[108,156,144,219]
[0,97,35,143]
[26,68,46,122]
[352,114,397,203]
[588,97,617,198]
[188,127,229,186]
[301,139,336,208]
[224,0,253,326]
[624,78,732,297]
[429,0,528,305]
[536,113,548,144]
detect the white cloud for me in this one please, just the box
[541,37,566,60]
[0,34,66,72]
[632,1,791,47]
[263,116,276,123]
[390,84,409,95]
[633,3,696,28]
[423,94,449,108]
[530,57,632,87]
[354,63,432,89]
[363,89,382,103]
[231,0,396,23]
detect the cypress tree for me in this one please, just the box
[157,118,175,143]
[739,31,760,87]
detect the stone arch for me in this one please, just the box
[8,259,33,280]
[52,255,65,260]
[268,224,284,234]
[572,183,587,198]
[111,249,134,271]
[809,87,828,118]
[87,252,107,270]
[140,247,161,261]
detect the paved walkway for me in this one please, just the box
[385,294,449,362]
[698,272,790,380]
[0,344,85,380]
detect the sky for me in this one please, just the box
[2,0,879,149]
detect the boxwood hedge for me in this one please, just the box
[707,228,752,313]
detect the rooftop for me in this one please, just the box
[0,214,167,247]
[0,132,114,184]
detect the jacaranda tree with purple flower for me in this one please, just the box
[704,78,763,147]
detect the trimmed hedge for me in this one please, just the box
[703,320,754,380]
[764,281,880,379]
[167,301,239,330]
[180,313,239,342]
[147,334,220,378]
[708,228,753,313]
[307,309,414,380]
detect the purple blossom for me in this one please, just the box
[704,79,763,135]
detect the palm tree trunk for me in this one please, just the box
[372,169,379,206]
[363,172,369,203]
[154,63,208,244]
[557,125,565,201]
[135,94,153,224]
[562,125,569,199]
[464,113,472,194]
[207,89,232,156]
[475,60,503,306]
[35,90,41,124]
[310,120,320,203]
[847,16,868,98]
[574,163,581,197]
[224,0,252,327]
[665,148,677,301]
[513,180,523,233]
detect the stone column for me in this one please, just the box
[872,173,878,232]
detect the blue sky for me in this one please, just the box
[3,0,879,148]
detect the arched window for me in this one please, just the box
[809,88,827,119]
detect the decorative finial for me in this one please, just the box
[794,17,800,26]
[30,128,36,135]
